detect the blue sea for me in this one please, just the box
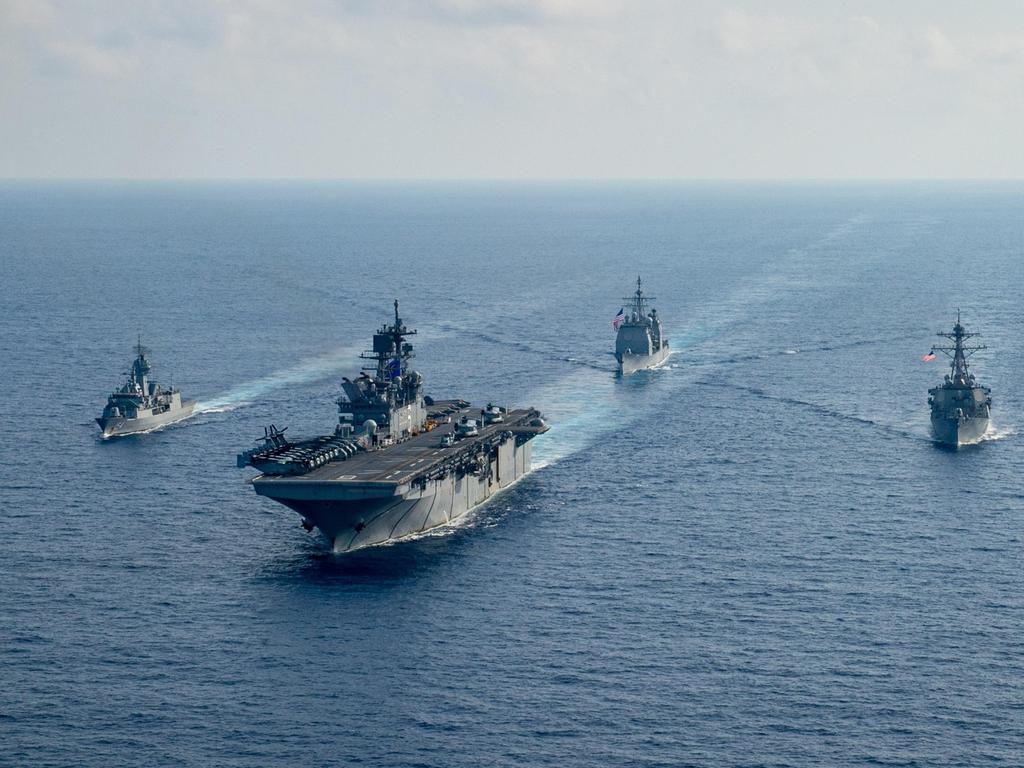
[1,182,1022,767]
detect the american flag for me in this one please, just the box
[921,351,936,362]
[612,307,626,331]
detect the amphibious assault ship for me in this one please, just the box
[927,312,992,446]
[614,276,669,374]
[237,301,548,552]
[97,341,195,437]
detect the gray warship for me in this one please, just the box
[927,311,992,446]
[614,275,669,374]
[97,340,195,438]
[237,301,548,552]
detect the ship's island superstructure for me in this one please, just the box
[615,276,669,374]
[927,311,991,446]
[96,341,195,438]
[237,301,548,552]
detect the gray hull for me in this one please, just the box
[618,346,670,375]
[98,400,196,437]
[255,438,534,552]
[931,414,989,446]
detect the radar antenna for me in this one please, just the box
[930,309,986,383]
[621,274,656,318]
[129,335,152,386]
[359,299,418,382]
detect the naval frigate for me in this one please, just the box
[927,311,992,446]
[237,301,548,552]
[97,340,195,438]
[614,275,669,374]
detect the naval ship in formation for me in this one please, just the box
[927,312,992,446]
[97,341,195,438]
[93,289,1003,551]
[614,276,669,374]
[237,301,548,552]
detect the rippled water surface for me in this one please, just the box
[2,182,1022,766]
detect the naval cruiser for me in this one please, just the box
[237,301,548,552]
[97,340,195,437]
[927,312,992,446]
[614,275,669,374]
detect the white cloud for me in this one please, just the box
[0,1,1022,178]
[716,9,807,54]
[0,0,55,28]
[43,40,136,78]
[922,25,968,71]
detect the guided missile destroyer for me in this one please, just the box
[614,276,669,374]
[97,341,195,438]
[927,312,992,446]
[237,301,548,552]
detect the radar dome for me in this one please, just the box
[363,419,378,436]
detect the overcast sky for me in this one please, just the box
[2,0,1022,179]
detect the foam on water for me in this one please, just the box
[194,344,364,413]
[528,364,686,466]
[528,369,620,465]
[980,423,1017,443]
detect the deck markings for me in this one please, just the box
[268,405,538,486]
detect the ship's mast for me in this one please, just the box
[932,309,985,383]
[360,299,417,382]
[130,335,151,391]
[622,274,655,318]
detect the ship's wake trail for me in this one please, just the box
[702,379,934,443]
[689,332,922,370]
[980,424,1017,443]
[527,364,680,467]
[194,345,363,414]
[268,215,874,469]
[529,370,618,466]
[193,323,454,415]
[434,322,613,372]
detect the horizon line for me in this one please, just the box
[2,177,1023,184]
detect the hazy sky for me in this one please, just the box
[2,0,1022,178]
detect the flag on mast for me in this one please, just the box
[612,307,626,331]
[921,351,936,362]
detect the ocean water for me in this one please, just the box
[1,181,1022,767]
